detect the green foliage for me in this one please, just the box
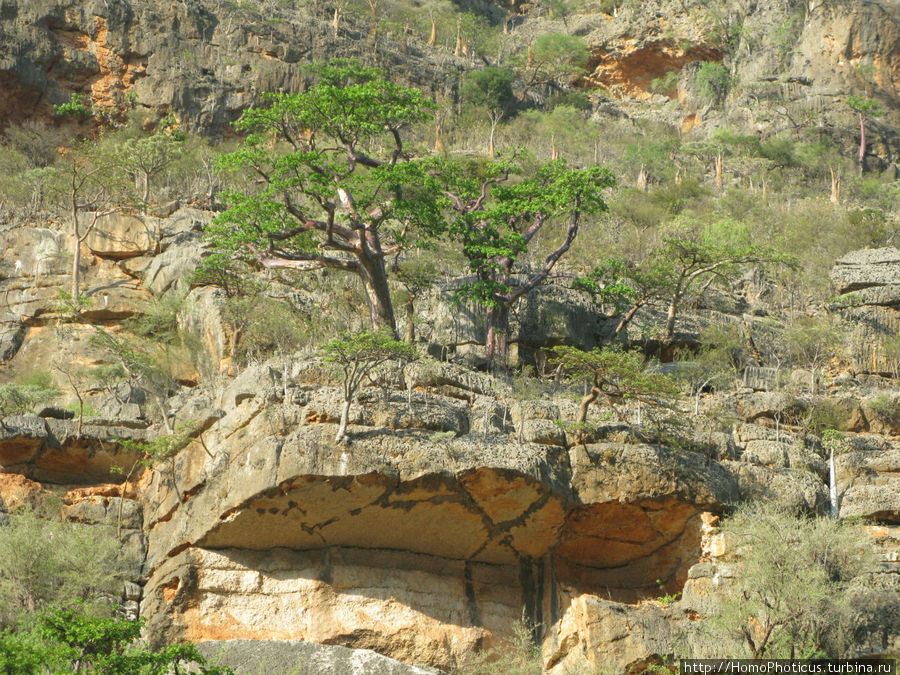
[572,258,636,312]
[759,136,798,167]
[0,607,234,674]
[655,578,681,607]
[0,508,125,628]
[53,94,92,120]
[322,329,417,441]
[650,70,679,95]
[222,295,312,364]
[552,346,677,400]
[108,118,186,208]
[0,372,61,417]
[322,330,416,388]
[435,156,614,310]
[123,294,184,346]
[460,67,516,114]
[206,59,435,332]
[845,95,883,118]
[552,346,678,431]
[115,422,196,468]
[3,120,64,168]
[691,502,882,659]
[518,34,589,90]
[546,90,592,111]
[695,61,731,102]
[782,315,841,373]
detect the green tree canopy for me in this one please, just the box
[202,59,435,335]
[322,329,416,442]
[430,155,615,362]
[460,67,516,114]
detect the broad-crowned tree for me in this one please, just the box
[204,60,434,336]
[430,155,614,364]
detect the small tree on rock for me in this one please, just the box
[551,345,678,441]
[433,155,614,364]
[845,95,882,174]
[322,329,416,443]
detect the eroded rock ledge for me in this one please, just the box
[135,360,737,671]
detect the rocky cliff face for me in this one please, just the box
[3,203,900,670]
[0,0,462,135]
[2,0,898,167]
[2,0,900,671]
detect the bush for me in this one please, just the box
[453,616,542,674]
[650,70,679,95]
[460,67,516,114]
[695,61,731,102]
[690,502,884,659]
[0,371,61,416]
[0,607,235,674]
[0,508,128,628]
[222,295,313,364]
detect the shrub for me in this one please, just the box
[0,508,127,628]
[0,607,235,674]
[695,61,731,102]
[690,502,884,659]
[0,371,61,416]
[650,70,679,95]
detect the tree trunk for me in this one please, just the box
[405,295,415,344]
[614,303,641,338]
[830,167,841,204]
[858,111,866,172]
[142,170,151,212]
[715,152,724,191]
[664,293,680,344]
[636,164,647,191]
[434,118,444,153]
[489,120,497,158]
[335,397,351,443]
[485,304,510,365]
[72,235,82,301]
[358,255,397,335]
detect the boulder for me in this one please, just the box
[721,460,828,514]
[84,212,159,259]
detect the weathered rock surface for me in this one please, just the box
[0,0,464,135]
[837,436,900,523]
[830,249,900,375]
[132,356,739,670]
[0,415,147,484]
[832,248,900,294]
[195,639,441,675]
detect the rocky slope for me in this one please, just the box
[2,0,900,671]
[2,0,898,168]
[2,209,900,671]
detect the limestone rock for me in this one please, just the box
[735,391,805,423]
[0,321,25,362]
[721,460,828,514]
[740,439,827,480]
[195,639,442,675]
[831,248,900,295]
[837,440,900,523]
[84,212,159,259]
